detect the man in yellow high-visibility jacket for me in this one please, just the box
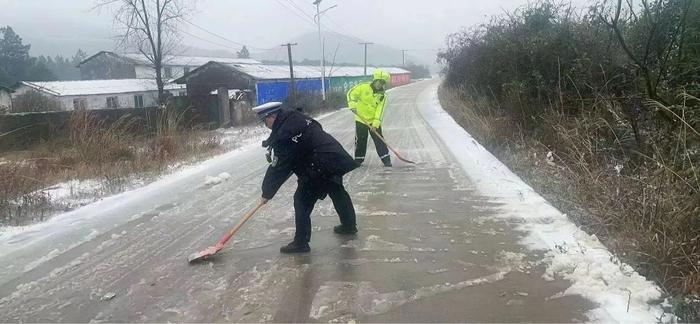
[346,69,392,167]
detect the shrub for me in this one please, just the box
[438,0,700,320]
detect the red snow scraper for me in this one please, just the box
[348,109,417,164]
[188,201,265,263]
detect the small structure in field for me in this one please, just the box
[0,85,13,113]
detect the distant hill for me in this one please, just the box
[251,32,433,68]
[176,46,238,58]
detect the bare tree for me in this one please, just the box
[96,0,188,104]
[599,0,689,103]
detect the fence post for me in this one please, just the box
[217,87,230,128]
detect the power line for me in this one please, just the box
[179,29,248,53]
[271,46,285,62]
[178,17,276,52]
[285,0,316,23]
[323,15,359,37]
[274,0,317,29]
[275,0,372,48]
[305,3,371,44]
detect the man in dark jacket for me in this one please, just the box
[254,102,360,253]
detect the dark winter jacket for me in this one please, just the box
[261,108,358,199]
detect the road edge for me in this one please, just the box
[416,79,671,323]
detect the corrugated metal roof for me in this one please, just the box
[226,64,409,80]
[326,66,411,76]
[20,79,186,97]
[378,67,411,74]
[175,61,412,84]
[121,54,261,67]
[327,66,368,77]
[225,63,322,80]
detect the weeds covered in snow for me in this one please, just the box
[0,95,344,228]
[0,109,227,226]
[440,86,700,320]
[436,3,700,317]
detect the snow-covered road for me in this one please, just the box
[0,80,667,322]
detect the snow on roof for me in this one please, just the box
[175,61,412,84]
[326,66,368,77]
[224,63,323,80]
[225,64,409,80]
[325,66,411,77]
[378,67,411,74]
[20,79,185,97]
[120,54,261,67]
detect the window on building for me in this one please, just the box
[164,66,172,78]
[106,96,119,108]
[134,95,144,108]
[73,98,87,110]
[183,66,190,75]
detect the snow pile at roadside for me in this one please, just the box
[40,179,106,208]
[204,172,231,186]
[419,82,671,323]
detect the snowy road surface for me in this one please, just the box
[0,80,666,322]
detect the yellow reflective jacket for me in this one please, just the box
[347,69,391,128]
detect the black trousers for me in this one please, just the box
[293,178,356,244]
[354,121,391,164]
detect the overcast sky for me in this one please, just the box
[0,0,592,58]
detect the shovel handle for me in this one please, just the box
[216,202,265,247]
[347,109,416,164]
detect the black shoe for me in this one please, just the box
[333,225,358,235]
[381,157,392,167]
[280,241,310,253]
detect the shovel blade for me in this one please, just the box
[187,245,222,263]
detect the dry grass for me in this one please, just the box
[439,85,700,321]
[0,96,344,227]
[0,108,223,226]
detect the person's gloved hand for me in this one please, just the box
[371,120,381,128]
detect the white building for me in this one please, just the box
[0,86,12,112]
[13,79,186,111]
[78,51,261,81]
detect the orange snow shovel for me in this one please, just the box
[348,109,416,164]
[188,201,265,263]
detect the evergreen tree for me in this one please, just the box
[237,46,250,59]
[0,26,31,85]
[71,49,87,66]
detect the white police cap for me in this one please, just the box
[252,102,284,118]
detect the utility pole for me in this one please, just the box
[282,42,298,105]
[401,49,408,67]
[359,42,373,76]
[313,0,337,101]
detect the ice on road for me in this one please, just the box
[0,80,666,322]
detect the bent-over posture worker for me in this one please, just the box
[255,102,360,253]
